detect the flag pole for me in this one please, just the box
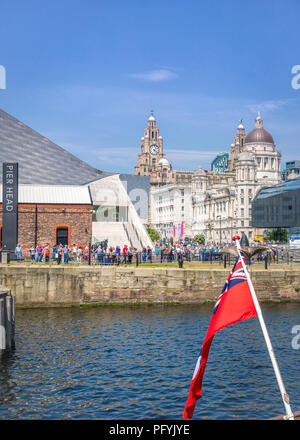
[233,236,294,420]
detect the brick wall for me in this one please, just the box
[0,203,93,253]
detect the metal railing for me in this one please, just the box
[5,247,300,268]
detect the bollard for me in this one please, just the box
[136,252,139,267]
[0,291,16,350]
[5,295,13,349]
[223,254,226,268]
[10,294,15,348]
[264,255,268,270]
[0,297,6,350]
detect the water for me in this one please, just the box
[0,303,299,420]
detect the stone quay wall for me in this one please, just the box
[0,265,300,307]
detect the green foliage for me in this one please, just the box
[265,228,289,243]
[193,233,206,244]
[147,228,161,242]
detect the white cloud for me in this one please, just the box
[245,99,291,114]
[167,149,220,161]
[127,69,178,82]
[91,146,220,173]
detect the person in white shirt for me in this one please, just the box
[77,247,82,264]
[72,244,77,262]
[15,244,22,261]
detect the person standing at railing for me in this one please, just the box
[29,245,35,263]
[44,245,50,263]
[96,246,103,264]
[52,244,57,263]
[160,247,164,263]
[56,245,62,265]
[155,245,160,261]
[72,244,77,262]
[127,247,133,264]
[77,247,82,263]
[178,249,184,268]
[115,245,121,265]
[122,245,128,264]
[36,245,43,263]
[62,245,69,264]
[83,246,89,262]
[147,246,152,263]
[14,244,23,261]
[142,247,147,262]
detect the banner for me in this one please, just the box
[180,221,184,237]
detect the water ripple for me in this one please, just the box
[0,304,299,419]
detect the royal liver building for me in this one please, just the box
[192,112,282,242]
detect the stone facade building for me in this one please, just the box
[192,113,282,242]
[145,112,282,243]
[134,112,194,186]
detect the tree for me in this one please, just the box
[147,228,161,242]
[265,228,289,243]
[193,233,206,245]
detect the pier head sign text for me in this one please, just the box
[4,164,18,213]
[2,162,18,253]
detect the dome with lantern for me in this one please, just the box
[245,112,274,145]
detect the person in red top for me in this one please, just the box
[44,245,50,263]
[122,245,127,264]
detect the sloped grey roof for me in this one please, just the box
[0,109,112,185]
[0,184,92,204]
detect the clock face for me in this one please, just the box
[150,144,159,155]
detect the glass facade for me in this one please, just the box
[92,205,128,222]
[252,177,300,227]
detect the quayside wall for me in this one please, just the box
[0,265,300,307]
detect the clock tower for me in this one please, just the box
[134,111,170,177]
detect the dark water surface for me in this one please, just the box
[0,304,299,420]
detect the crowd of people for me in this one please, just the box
[13,240,225,265]
[13,239,287,265]
[15,243,90,264]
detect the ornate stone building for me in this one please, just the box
[134,112,194,186]
[192,113,282,243]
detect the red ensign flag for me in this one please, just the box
[183,254,257,420]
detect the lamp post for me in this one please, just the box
[216,215,221,244]
[228,216,233,242]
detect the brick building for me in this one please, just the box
[0,184,93,254]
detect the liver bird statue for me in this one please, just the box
[222,233,268,259]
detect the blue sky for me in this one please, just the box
[0,0,300,173]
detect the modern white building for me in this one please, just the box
[150,183,193,240]
[89,174,154,249]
